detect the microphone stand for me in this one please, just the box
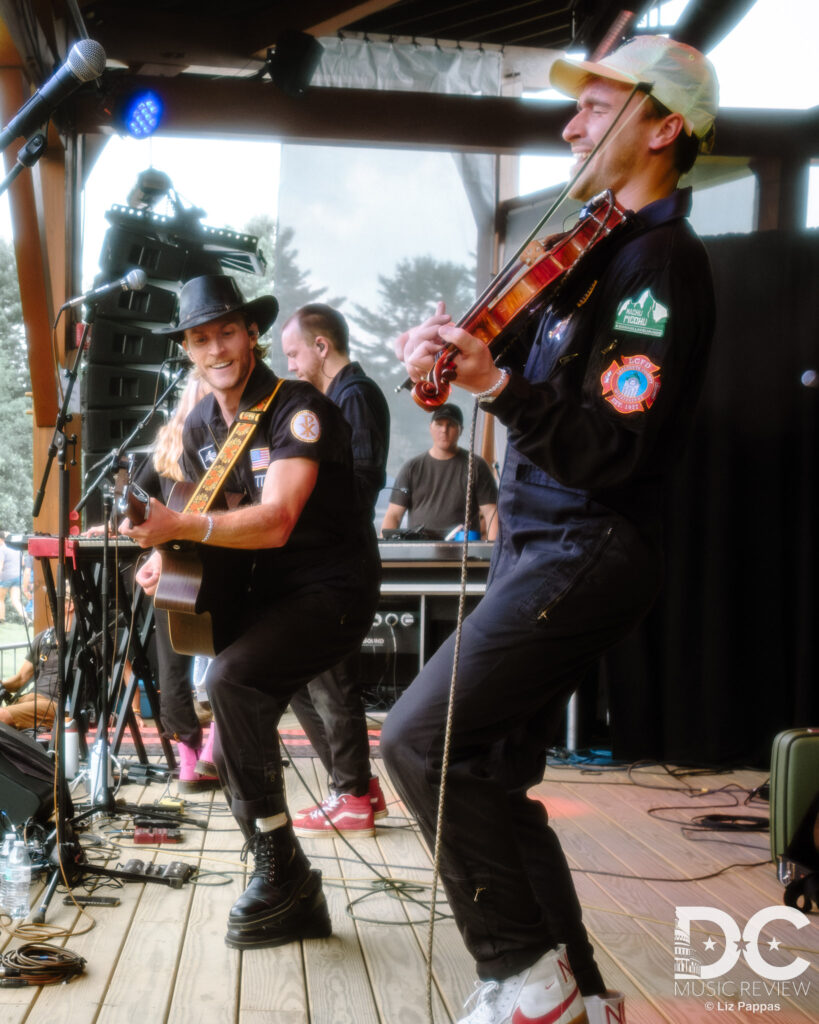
[0,133,47,197]
[31,310,188,924]
[73,364,186,788]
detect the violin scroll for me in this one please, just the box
[411,344,459,410]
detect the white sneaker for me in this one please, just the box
[457,944,588,1024]
[584,991,625,1024]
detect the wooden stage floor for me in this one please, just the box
[1,748,817,1024]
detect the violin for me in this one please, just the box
[410,189,629,411]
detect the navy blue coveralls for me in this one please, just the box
[381,189,715,992]
[179,361,379,832]
[288,361,390,797]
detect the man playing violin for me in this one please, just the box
[121,274,379,950]
[381,36,718,1024]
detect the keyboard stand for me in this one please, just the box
[30,537,175,774]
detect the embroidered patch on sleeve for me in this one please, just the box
[613,288,669,337]
[290,409,321,443]
[601,355,661,414]
[250,447,271,472]
[198,443,218,469]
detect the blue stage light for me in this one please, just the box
[122,90,163,138]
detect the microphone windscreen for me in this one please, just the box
[67,39,107,82]
[125,268,148,290]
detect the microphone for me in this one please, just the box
[160,357,191,381]
[0,39,107,151]
[62,268,147,309]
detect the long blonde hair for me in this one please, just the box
[152,371,210,482]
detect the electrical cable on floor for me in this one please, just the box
[570,858,772,883]
[0,942,86,986]
[278,734,454,928]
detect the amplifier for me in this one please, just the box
[360,606,419,711]
[361,609,419,657]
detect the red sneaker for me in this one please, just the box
[369,776,388,819]
[293,792,375,838]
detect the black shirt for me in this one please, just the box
[180,360,377,600]
[486,187,715,553]
[325,361,390,516]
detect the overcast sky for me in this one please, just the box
[0,0,816,296]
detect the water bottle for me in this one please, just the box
[7,840,31,921]
[63,717,79,780]
[0,832,15,912]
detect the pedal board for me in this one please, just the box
[133,826,184,844]
[120,858,195,888]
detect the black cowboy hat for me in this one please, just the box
[155,274,279,339]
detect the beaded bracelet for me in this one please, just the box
[201,514,214,544]
[475,367,509,402]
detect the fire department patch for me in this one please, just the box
[290,409,321,443]
[601,354,661,414]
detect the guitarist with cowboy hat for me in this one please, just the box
[121,274,379,950]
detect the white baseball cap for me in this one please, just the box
[550,35,719,145]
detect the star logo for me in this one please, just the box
[704,937,717,951]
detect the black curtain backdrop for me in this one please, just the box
[605,229,819,768]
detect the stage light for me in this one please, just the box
[266,32,323,97]
[120,89,164,138]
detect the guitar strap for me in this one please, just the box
[181,379,285,515]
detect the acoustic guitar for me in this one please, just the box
[120,481,250,657]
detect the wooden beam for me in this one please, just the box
[72,76,819,161]
[0,67,60,426]
[81,3,400,72]
[251,1,402,39]
[0,26,75,577]
[72,77,577,154]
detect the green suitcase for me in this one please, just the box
[769,727,819,883]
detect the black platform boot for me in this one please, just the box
[225,827,331,949]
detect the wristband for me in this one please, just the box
[201,514,214,544]
[475,367,509,402]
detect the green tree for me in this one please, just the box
[0,238,32,533]
[348,254,476,379]
[236,216,344,376]
[347,254,477,473]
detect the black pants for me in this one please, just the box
[380,518,661,990]
[288,651,372,797]
[154,607,200,748]
[206,585,373,827]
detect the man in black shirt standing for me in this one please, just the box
[281,304,391,837]
[122,275,379,950]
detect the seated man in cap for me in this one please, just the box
[0,595,74,732]
[121,274,379,950]
[380,402,498,540]
[382,34,719,1024]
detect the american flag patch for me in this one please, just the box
[250,447,271,471]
